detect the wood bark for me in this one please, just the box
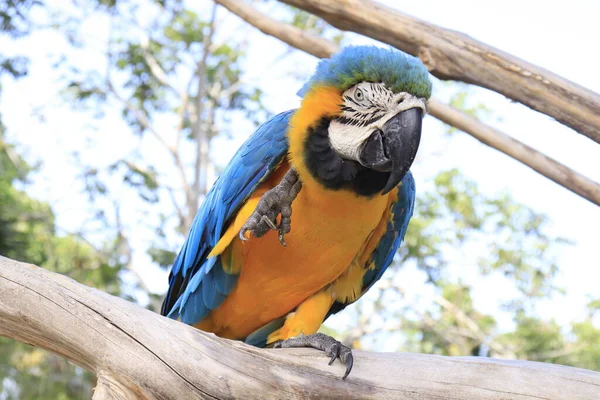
[278,0,600,145]
[214,0,600,206]
[1,255,600,399]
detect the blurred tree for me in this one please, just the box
[56,1,272,312]
[0,2,125,398]
[0,104,119,400]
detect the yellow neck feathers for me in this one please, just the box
[287,85,342,189]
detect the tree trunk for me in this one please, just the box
[1,256,599,399]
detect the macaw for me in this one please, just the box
[161,46,431,379]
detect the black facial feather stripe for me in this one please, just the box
[304,117,389,197]
[344,95,364,108]
[334,114,383,128]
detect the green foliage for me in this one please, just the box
[446,83,493,135]
[0,0,36,80]
[109,160,159,203]
[1,0,38,36]
[0,337,94,400]
[163,9,206,47]
[500,314,565,359]
[565,318,600,370]
[500,300,600,371]
[400,168,564,297]
[148,245,176,268]
[0,4,122,396]
[0,134,120,398]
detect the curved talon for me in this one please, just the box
[278,230,287,247]
[239,169,301,246]
[261,215,278,231]
[342,352,353,380]
[274,333,354,379]
[328,348,338,365]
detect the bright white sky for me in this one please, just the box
[1,0,599,347]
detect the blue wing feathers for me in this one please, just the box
[244,316,286,348]
[366,171,415,289]
[161,110,294,323]
[213,263,238,294]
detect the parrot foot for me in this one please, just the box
[274,333,354,380]
[239,168,302,246]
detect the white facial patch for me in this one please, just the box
[328,120,372,162]
[328,82,427,162]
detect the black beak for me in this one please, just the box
[358,108,422,194]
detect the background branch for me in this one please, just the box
[1,256,599,400]
[278,0,600,145]
[192,4,218,217]
[214,0,600,207]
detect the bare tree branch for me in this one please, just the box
[215,0,337,58]
[428,99,600,205]
[432,295,513,357]
[175,88,190,153]
[167,186,187,230]
[191,4,218,223]
[278,0,600,145]
[140,36,178,93]
[214,0,600,207]
[1,256,599,399]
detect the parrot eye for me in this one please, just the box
[354,88,365,102]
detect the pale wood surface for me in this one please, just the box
[1,255,600,399]
[279,0,600,145]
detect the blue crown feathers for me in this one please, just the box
[298,45,432,99]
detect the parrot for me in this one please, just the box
[161,45,431,379]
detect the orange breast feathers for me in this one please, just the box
[196,86,393,341]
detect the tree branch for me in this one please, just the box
[1,256,599,399]
[214,0,600,207]
[191,4,218,220]
[428,99,600,205]
[431,295,513,357]
[278,0,600,145]
[140,36,178,94]
[215,0,337,58]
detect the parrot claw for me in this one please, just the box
[278,231,286,247]
[274,333,354,380]
[261,215,278,231]
[239,168,301,246]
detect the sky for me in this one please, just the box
[1,0,599,348]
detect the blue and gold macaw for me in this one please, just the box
[161,46,431,378]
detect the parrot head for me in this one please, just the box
[291,46,431,196]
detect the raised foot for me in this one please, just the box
[274,333,354,380]
[239,168,302,246]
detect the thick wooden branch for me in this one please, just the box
[428,99,600,205]
[278,0,600,145]
[214,0,600,206]
[1,256,600,399]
